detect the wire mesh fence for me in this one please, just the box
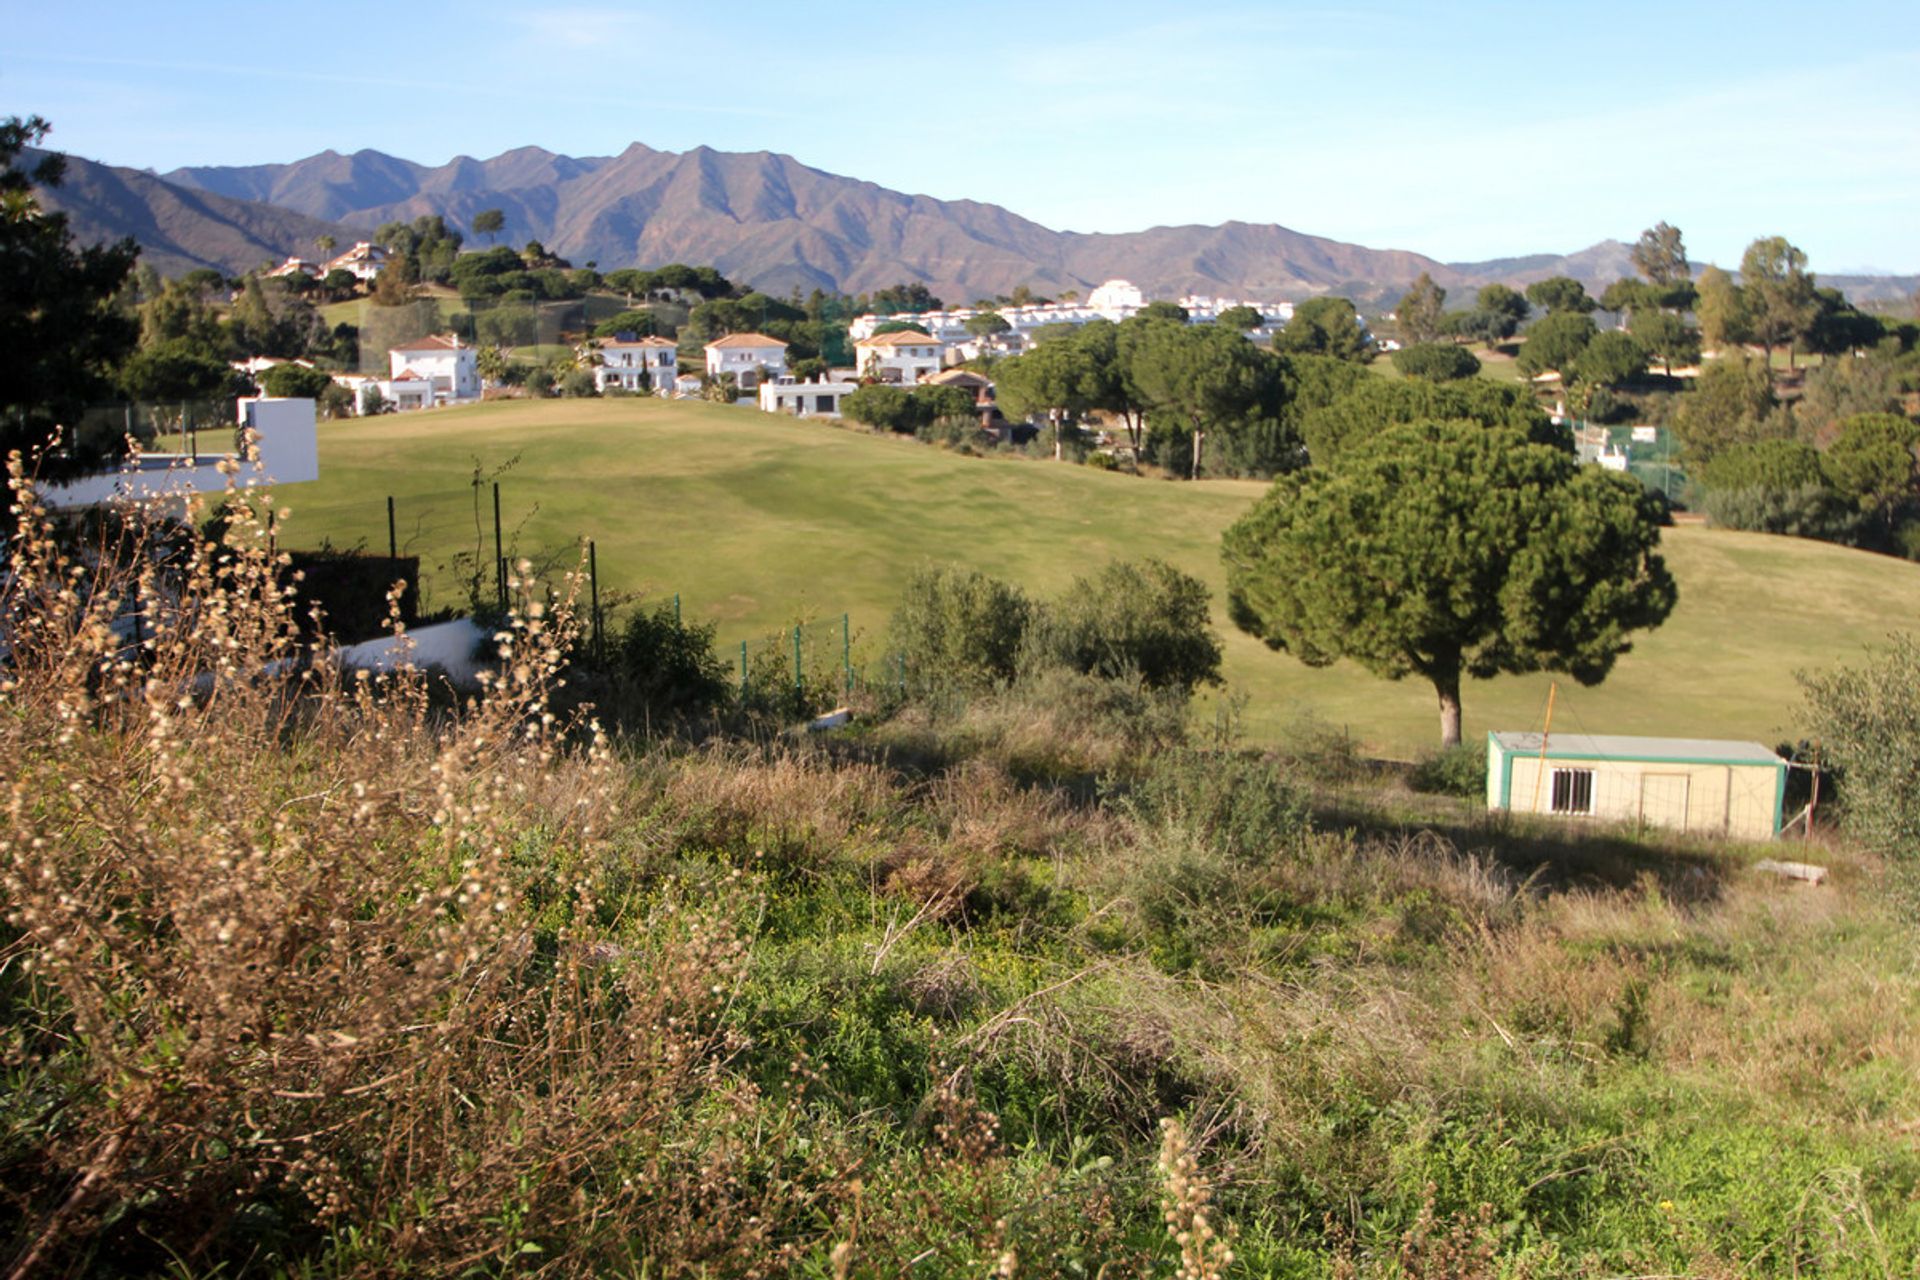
[74,401,242,462]
[293,482,902,718]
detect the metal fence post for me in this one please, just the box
[674,593,681,624]
[793,624,803,698]
[386,495,397,561]
[842,612,851,695]
[740,639,748,692]
[588,539,602,661]
[492,482,505,608]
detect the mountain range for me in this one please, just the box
[31,142,1918,306]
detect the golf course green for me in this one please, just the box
[278,396,1920,756]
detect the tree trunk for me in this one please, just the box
[1435,670,1463,748]
[1190,420,1203,480]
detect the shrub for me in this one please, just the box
[260,362,335,399]
[560,367,599,398]
[1024,558,1223,693]
[1798,632,1920,857]
[1108,747,1311,862]
[606,597,732,728]
[1697,483,1860,542]
[0,469,816,1274]
[1085,450,1119,471]
[1409,742,1489,797]
[916,412,992,450]
[1391,342,1482,382]
[888,564,1034,697]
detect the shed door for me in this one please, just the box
[1639,773,1690,831]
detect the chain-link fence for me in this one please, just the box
[1575,422,1688,502]
[74,401,241,463]
[295,484,901,716]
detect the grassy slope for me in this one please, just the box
[280,397,1920,755]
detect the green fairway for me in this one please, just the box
[279,397,1920,756]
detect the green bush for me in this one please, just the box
[1799,632,1920,857]
[1108,748,1310,862]
[1023,558,1223,693]
[1697,483,1861,542]
[606,599,732,727]
[888,565,1034,697]
[1409,742,1489,797]
[260,363,335,399]
[1390,342,1481,382]
[1084,451,1119,471]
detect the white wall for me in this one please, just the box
[44,397,319,509]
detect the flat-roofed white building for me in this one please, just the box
[1486,732,1787,841]
[758,374,860,417]
[595,335,678,394]
[703,333,788,388]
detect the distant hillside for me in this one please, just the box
[26,149,363,278]
[29,140,1904,306]
[160,144,1650,303]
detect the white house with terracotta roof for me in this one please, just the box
[703,333,788,388]
[326,241,389,282]
[266,257,322,280]
[595,335,678,395]
[387,334,479,406]
[853,330,943,384]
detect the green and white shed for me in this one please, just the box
[1486,732,1787,840]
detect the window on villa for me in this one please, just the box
[1549,768,1595,815]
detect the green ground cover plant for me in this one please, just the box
[4,468,1917,1275]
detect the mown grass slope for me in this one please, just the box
[281,396,1920,754]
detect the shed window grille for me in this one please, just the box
[1550,767,1595,815]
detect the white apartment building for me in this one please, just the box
[595,335,678,394]
[387,334,480,405]
[703,333,788,388]
[845,278,1294,357]
[852,330,943,383]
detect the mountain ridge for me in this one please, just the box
[155,143,1626,302]
[31,141,1915,305]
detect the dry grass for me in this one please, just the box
[4,449,1915,1274]
[0,459,831,1276]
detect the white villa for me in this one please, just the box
[326,241,389,282]
[853,330,943,384]
[845,278,1295,362]
[387,334,480,406]
[703,333,789,388]
[266,257,322,280]
[596,335,678,394]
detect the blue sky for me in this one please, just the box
[6,1,1917,272]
